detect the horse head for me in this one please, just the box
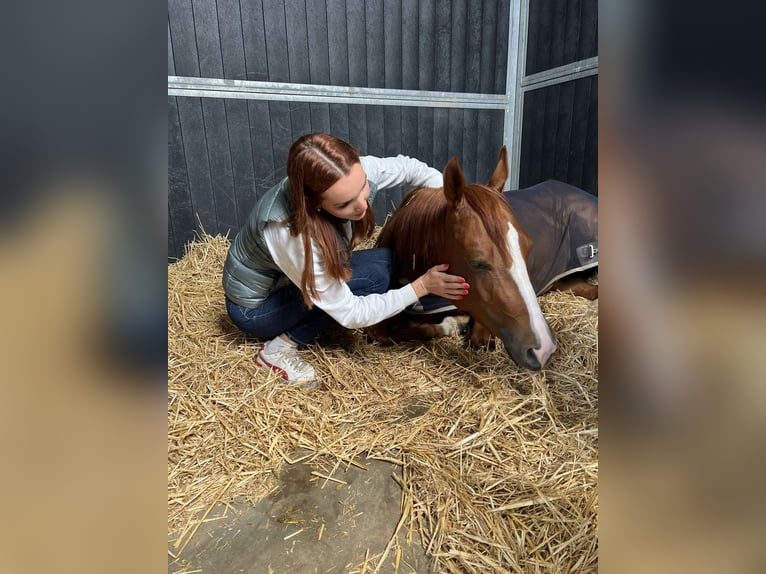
[377,146,559,369]
[440,147,557,369]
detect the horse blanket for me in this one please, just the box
[504,180,598,295]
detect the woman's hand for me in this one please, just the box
[416,264,470,300]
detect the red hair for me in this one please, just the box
[286,133,376,307]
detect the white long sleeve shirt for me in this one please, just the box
[263,155,443,329]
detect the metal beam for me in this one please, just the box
[168,76,508,110]
[521,57,599,91]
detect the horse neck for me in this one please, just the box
[396,191,451,275]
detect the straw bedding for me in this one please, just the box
[168,232,598,573]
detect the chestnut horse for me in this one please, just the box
[370,146,598,370]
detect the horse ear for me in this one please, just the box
[443,156,465,208]
[487,146,509,193]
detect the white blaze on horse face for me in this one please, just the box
[505,222,558,367]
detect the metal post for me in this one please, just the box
[503,0,529,190]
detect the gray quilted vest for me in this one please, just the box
[222,177,379,307]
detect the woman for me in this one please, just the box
[223,133,469,387]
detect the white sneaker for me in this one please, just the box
[256,344,320,388]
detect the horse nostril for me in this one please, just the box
[525,347,542,370]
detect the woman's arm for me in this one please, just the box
[360,155,443,190]
[263,224,420,329]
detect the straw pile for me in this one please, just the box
[168,232,598,573]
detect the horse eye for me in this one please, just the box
[470,260,492,271]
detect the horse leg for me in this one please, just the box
[468,321,497,349]
[548,276,599,300]
[365,316,401,346]
[367,314,471,345]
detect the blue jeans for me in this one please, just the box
[226,248,394,346]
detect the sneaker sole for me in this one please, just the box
[404,304,458,315]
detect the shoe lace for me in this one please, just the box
[277,348,312,373]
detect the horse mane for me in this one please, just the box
[377,184,516,277]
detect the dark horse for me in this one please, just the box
[370,146,598,370]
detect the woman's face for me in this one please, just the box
[319,162,370,221]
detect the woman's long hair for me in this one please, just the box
[286,133,376,307]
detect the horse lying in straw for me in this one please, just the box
[369,146,598,370]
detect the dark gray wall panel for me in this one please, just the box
[309,103,331,135]
[526,0,598,75]
[417,108,435,171]
[400,106,418,158]
[552,80,575,184]
[402,1,419,90]
[462,109,479,183]
[540,80,562,180]
[168,0,511,91]
[465,0,483,92]
[239,99,283,230]
[326,0,349,85]
[519,75,597,195]
[268,101,293,175]
[365,105,385,157]
[306,0,330,84]
[365,0,385,89]
[566,75,593,190]
[167,20,175,75]
[176,97,217,232]
[329,104,350,143]
[240,0,269,81]
[432,108,450,173]
[384,0,403,89]
[447,108,464,170]
[285,0,311,84]
[494,0,510,94]
[478,109,506,183]
[192,0,223,78]
[247,100,277,193]
[201,98,237,235]
[384,107,402,157]
[527,0,553,79]
[168,0,199,77]
[583,81,598,194]
[347,106,368,158]
[217,0,247,80]
[450,2,467,91]
[346,1,367,88]
[418,1,436,91]
[434,2,452,92]
[225,100,256,229]
[480,0,498,93]
[168,96,195,258]
[263,1,289,82]
[289,102,312,143]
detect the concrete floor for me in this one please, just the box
[169,458,432,574]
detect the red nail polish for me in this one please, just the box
[463,290,468,295]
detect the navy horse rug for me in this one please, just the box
[504,179,598,296]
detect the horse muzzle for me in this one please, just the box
[502,332,558,370]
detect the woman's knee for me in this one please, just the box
[226,298,275,339]
[350,248,394,293]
